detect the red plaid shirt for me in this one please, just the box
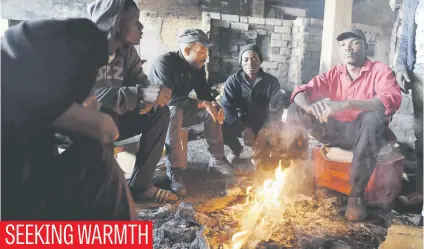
[291,59,402,123]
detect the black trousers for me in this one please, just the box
[411,72,423,195]
[1,138,135,220]
[287,103,388,193]
[112,106,170,195]
[222,119,264,155]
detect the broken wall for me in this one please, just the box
[137,12,202,72]
[201,13,392,92]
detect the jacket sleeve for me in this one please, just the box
[268,79,285,123]
[92,47,148,115]
[149,56,198,109]
[194,68,215,102]
[221,77,239,125]
[395,0,411,72]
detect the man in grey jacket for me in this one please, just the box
[89,0,177,204]
[396,0,423,206]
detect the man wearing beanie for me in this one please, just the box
[286,28,402,221]
[221,44,285,165]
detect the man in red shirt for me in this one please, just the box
[287,29,402,221]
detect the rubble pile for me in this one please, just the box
[138,193,395,249]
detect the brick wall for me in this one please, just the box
[139,0,201,18]
[137,11,202,72]
[288,18,323,90]
[202,13,391,91]
[203,12,295,89]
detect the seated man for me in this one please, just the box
[221,44,285,165]
[88,0,176,204]
[149,29,234,196]
[286,29,402,221]
[2,19,135,220]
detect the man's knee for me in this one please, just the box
[222,121,238,135]
[359,111,386,128]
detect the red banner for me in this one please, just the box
[0,221,153,249]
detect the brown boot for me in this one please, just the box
[345,192,367,222]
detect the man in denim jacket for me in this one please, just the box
[396,0,423,206]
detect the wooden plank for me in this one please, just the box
[379,225,423,249]
[194,195,248,213]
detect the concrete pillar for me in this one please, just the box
[319,0,353,73]
[251,0,265,17]
[0,19,9,38]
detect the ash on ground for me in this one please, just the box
[144,124,421,249]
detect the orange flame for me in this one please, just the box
[231,162,288,249]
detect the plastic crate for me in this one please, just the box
[313,145,405,208]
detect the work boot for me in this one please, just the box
[166,167,187,196]
[227,147,243,164]
[345,194,367,221]
[208,157,235,175]
[398,192,423,206]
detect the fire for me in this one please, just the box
[231,161,288,249]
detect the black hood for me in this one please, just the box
[88,0,126,41]
[1,18,108,135]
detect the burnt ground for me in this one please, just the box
[128,123,422,249]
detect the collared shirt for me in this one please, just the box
[290,59,402,123]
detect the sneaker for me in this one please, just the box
[345,196,367,221]
[398,192,423,206]
[166,167,187,196]
[208,157,235,175]
[227,148,243,164]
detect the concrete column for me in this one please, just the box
[0,19,9,38]
[251,0,265,17]
[319,0,353,74]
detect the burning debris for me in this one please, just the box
[140,160,392,249]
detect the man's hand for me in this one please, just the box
[53,103,119,144]
[198,100,219,122]
[98,113,120,143]
[142,85,172,106]
[157,86,172,107]
[306,99,348,123]
[305,99,327,123]
[82,95,101,111]
[320,99,349,122]
[139,103,154,115]
[396,70,411,94]
[242,127,255,146]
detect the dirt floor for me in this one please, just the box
[116,123,422,249]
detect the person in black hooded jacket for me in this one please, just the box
[1,19,136,220]
[221,44,285,165]
[87,0,177,204]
